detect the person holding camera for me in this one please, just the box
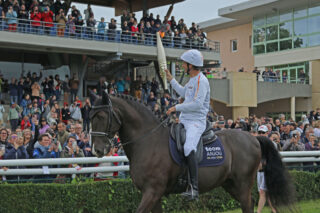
[282,130,305,151]
[6,5,17,32]
[30,6,42,33]
[41,6,54,35]
[56,9,67,37]
[69,100,82,122]
[61,136,84,158]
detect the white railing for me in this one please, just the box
[0,151,319,176]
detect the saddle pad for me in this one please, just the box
[169,136,225,167]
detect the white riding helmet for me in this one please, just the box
[180,49,204,67]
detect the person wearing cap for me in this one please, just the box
[165,49,210,200]
[257,125,268,136]
[282,130,305,151]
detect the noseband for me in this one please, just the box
[89,99,121,145]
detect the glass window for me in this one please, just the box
[280,10,292,22]
[253,16,265,27]
[267,13,278,25]
[266,25,278,41]
[294,18,308,36]
[294,8,307,18]
[231,40,237,52]
[309,34,320,46]
[308,16,320,34]
[294,37,307,48]
[253,28,265,43]
[309,4,320,15]
[280,40,292,50]
[253,44,265,54]
[279,22,292,39]
[266,42,278,52]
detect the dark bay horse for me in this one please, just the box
[90,92,295,213]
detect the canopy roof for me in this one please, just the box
[72,0,185,16]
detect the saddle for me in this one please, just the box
[170,120,217,163]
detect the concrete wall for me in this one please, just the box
[255,45,320,67]
[206,23,254,72]
[208,79,229,104]
[311,60,320,110]
[257,82,312,104]
[250,98,312,117]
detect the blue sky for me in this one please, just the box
[74,0,248,27]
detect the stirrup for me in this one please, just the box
[181,185,199,200]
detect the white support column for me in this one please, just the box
[291,96,296,121]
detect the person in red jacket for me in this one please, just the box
[131,20,138,43]
[20,116,31,130]
[42,6,54,35]
[30,6,42,33]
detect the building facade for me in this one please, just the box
[199,0,320,120]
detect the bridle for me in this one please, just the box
[89,97,121,146]
[90,93,171,148]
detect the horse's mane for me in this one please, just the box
[110,94,162,122]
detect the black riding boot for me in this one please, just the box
[181,151,199,200]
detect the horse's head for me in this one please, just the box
[90,90,121,157]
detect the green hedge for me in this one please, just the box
[0,171,319,213]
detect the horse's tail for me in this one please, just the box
[256,136,296,210]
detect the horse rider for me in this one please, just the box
[165,49,210,200]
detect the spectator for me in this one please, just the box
[56,122,69,145]
[30,6,42,33]
[31,81,41,102]
[97,17,106,40]
[7,102,20,131]
[61,103,71,124]
[313,120,320,137]
[18,4,29,33]
[108,18,116,41]
[39,117,50,135]
[4,134,29,181]
[60,136,84,158]
[121,10,130,28]
[81,99,91,132]
[0,128,9,147]
[20,116,31,130]
[56,9,67,37]
[147,91,157,109]
[77,132,92,157]
[151,77,159,97]
[6,5,17,32]
[61,75,70,104]
[282,130,305,151]
[131,20,139,43]
[31,101,41,119]
[269,131,282,151]
[23,125,39,158]
[69,100,82,122]
[86,15,96,39]
[69,74,79,102]
[298,69,305,84]
[282,72,288,83]
[121,20,130,42]
[9,78,18,104]
[67,15,76,37]
[83,4,93,24]
[0,0,4,30]
[0,100,4,127]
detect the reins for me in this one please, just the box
[120,116,170,147]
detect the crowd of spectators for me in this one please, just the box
[0,1,208,49]
[0,66,318,182]
[210,112,320,171]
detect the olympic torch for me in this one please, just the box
[156,32,168,90]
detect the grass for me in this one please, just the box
[173,199,320,213]
[219,199,320,213]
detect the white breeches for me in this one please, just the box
[181,119,206,156]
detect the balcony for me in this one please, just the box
[0,18,220,62]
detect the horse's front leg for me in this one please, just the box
[136,190,162,213]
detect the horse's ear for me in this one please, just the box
[102,91,110,105]
[89,89,99,103]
